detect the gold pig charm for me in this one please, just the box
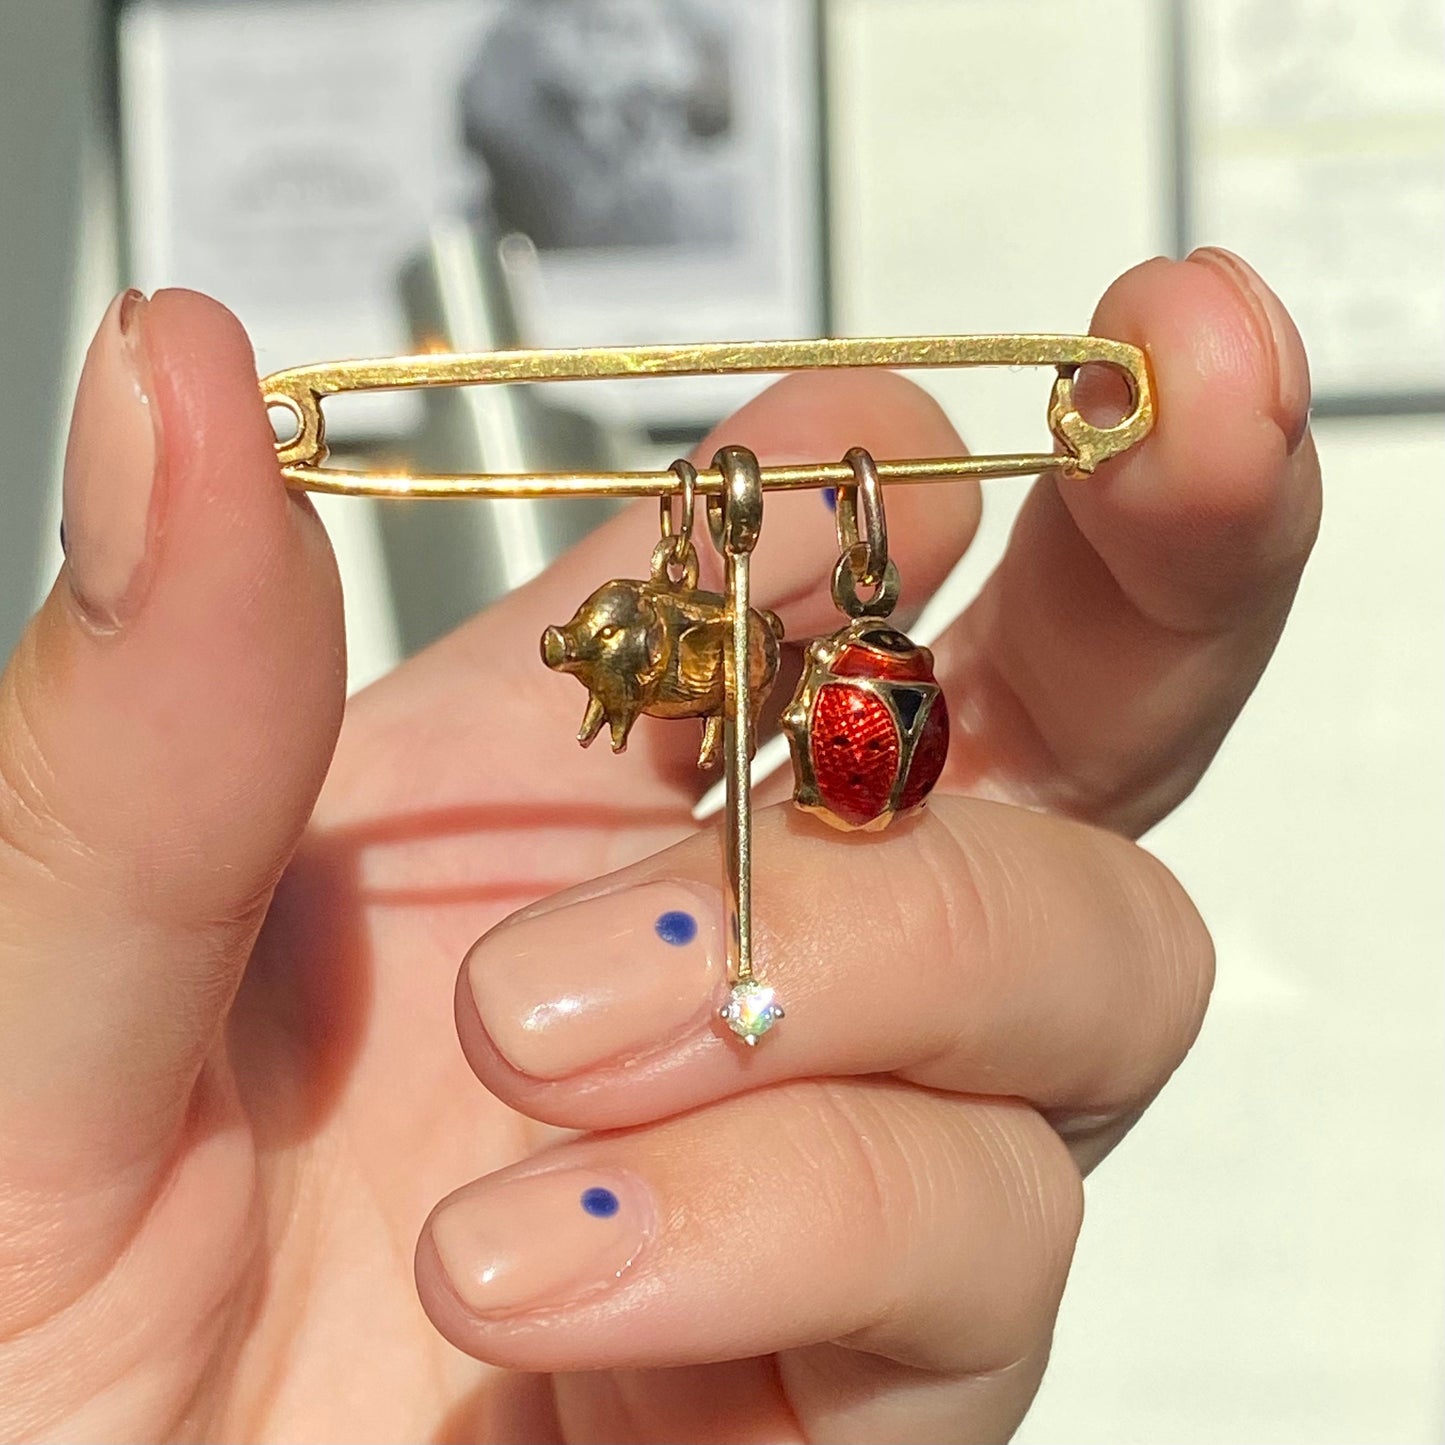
[541,541,783,769]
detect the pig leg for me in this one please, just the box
[577,694,605,747]
[608,707,638,753]
[698,713,723,769]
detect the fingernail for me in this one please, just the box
[466,880,724,1079]
[432,1167,655,1317]
[62,289,161,626]
[1187,247,1311,453]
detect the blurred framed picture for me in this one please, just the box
[118,0,827,436]
[1177,0,1445,413]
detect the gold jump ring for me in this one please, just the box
[662,458,698,566]
[835,446,888,587]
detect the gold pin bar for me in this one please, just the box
[261,334,1154,495]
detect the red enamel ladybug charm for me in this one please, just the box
[782,619,950,830]
[784,445,951,830]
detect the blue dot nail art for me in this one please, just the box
[822,486,837,512]
[580,1186,620,1218]
[655,909,698,947]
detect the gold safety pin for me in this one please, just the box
[259,332,1156,1047]
[261,334,1154,496]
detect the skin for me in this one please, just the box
[0,252,1319,1443]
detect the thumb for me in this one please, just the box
[0,291,344,1250]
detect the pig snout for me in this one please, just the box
[541,625,573,670]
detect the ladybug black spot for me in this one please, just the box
[860,628,912,653]
[892,687,928,730]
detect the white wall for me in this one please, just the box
[829,3,1444,1441]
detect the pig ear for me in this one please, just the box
[638,595,671,685]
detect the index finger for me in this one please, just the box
[934,250,1321,837]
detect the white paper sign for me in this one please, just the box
[1185,0,1445,404]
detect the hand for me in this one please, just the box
[0,252,1317,1443]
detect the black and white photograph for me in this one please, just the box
[460,0,738,252]
[120,0,824,433]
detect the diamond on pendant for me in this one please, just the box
[719,979,784,1045]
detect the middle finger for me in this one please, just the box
[455,795,1214,1151]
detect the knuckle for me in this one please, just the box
[960,1104,1083,1370]
[778,1081,921,1330]
[793,1081,1084,1377]
[1050,823,1217,1114]
[903,805,993,1001]
[790,1080,908,1241]
[1120,841,1216,1085]
[979,1104,1085,1270]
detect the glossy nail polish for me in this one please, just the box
[431,1166,655,1316]
[61,289,161,626]
[466,880,723,1079]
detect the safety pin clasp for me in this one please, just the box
[260,334,1154,500]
